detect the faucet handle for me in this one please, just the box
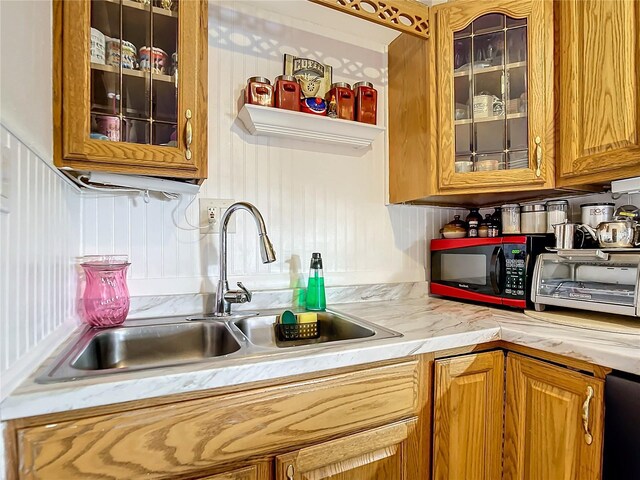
[237,282,252,302]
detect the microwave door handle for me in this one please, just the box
[490,247,504,295]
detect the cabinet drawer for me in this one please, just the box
[16,360,420,479]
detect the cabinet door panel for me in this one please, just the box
[198,461,271,480]
[436,0,554,193]
[556,0,640,187]
[433,351,504,480]
[275,419,418,480]
[504,353,604,480]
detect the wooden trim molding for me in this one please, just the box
[310,0,430,39]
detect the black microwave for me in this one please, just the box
[430,235,550,309]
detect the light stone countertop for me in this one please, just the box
[2,295,639,421]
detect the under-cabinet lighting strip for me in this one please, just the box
[86,172,200,195]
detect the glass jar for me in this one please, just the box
[521,203,547,233]
[546,200,569,233]
[245,76,274,107]
[80,255,130,328]
[491,207,502,236]
[326,82,355,120]
[466,208,482,238]
[354,81,377,125]
[478,214,493,238]
[502,204,521,234]
[274,75,300,111]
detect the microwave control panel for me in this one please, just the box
[504,245,527,298]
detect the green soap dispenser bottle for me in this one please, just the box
[305,253,326,311]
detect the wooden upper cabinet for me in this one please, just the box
[504,353,605,480]
[432,351,505,480]
[436,0,554,194]
[53,0,208,179]
[555,0,640,188]
[274,419,419,480]
[388,30,437,204]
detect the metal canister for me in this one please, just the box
[326,82,355,121]
[581,202,615,228]
[521,203,547,234]
[245,76,274,107]
[354,81,377,125]
[274,75,300,111]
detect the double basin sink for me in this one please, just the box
[37,310,402,383]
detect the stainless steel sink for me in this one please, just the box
[233,311,383,348]
[72,322,241,370]
[37,309,402,383]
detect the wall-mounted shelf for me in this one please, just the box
[237,104,385,149]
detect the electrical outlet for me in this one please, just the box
[199,199,236,234]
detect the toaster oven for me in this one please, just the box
[531,251,640,317]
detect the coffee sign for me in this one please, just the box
[284,54,333,99]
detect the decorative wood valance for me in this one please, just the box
[310,0,430,39]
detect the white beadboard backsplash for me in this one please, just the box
[0,125,82,398]
[81,2,465,296]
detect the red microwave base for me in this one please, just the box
[430,283,527,309]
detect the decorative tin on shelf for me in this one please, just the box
[284,54,332,99]
[245,76,274,107]
[300,97,327,115]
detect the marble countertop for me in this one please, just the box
[2,295,639,421]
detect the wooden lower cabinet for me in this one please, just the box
[433,350,606,480]
[504,353,605,480]
[432,351,505,480]
[275,419,418,480]
[198,461,272,480]
[9,359,427,480]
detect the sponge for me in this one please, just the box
[297,312,318,324]
[280,310,297,325]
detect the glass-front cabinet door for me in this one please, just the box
[55,0,207,179]
[436,0,553,192]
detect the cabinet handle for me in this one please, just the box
[582,385,594,445]
[286,464,295,479]
[185,109,193,160]
[534,136,542,178]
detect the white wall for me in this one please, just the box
[81,1,458,296]
[0,0,53,160]
[0,1,82,399]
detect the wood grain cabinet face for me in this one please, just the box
[14,361,420,479]
[53,0,208,179]
[274,419,419,480]
[435,0,555,194]
[503,353,605,480]
[555,0,640,188]
[197,461,271,480]
[432,351,505,480]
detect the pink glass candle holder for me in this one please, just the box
[80,255,130,328]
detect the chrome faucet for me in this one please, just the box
[214,202,276,316]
